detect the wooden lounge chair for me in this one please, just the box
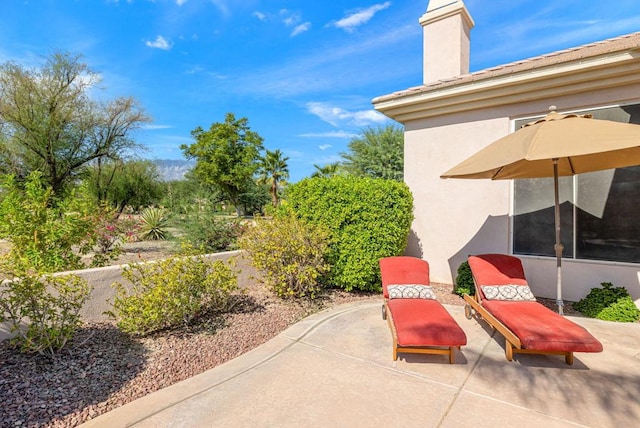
[464,254,603,364]
[380,256,467,364]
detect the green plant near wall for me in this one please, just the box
[108,248,238,335]
[0,266,91,355]
[454,261,475,296]
[239,215,330,299]
[285,176,413,292]
[574,282,640,322]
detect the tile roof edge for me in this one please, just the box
[373,31,640,104]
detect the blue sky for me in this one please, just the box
[1,1,640,182]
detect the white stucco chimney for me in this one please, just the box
[420,0,474,84]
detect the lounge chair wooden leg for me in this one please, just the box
[393,336,398,361]
[566,352,574,365]
[505,341,513,361]
[449,347,455,364]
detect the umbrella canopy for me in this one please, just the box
[441,110,640,314]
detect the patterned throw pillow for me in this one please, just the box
[387,284,436,300]
[481,284,537,301]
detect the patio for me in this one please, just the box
[81,300,640,427]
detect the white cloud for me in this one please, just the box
[283,15,298,26]
[280,9,303,27]
[211,0,231,17]
[306,102,388,127]
[142,124,174,130]
[253,11,266,21]
[330,1,392,32]
[309,155,342,167]
[318,144,332,150]
[176,0,188,6]
[284,149,305,160]
[185,65,204,74]
[291,22,311,37]
[299,131,359,139]
[145,35,173,50]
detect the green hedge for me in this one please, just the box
[454,261,475,296]
[285,176,413,291]
[574,282,640,322]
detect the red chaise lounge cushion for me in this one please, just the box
[483,300,603,352]
[388,299,467,347]
[469,254,603,354]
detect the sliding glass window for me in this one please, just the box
[512,104,640,263]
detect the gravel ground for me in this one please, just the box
[0,249,581,428]
[0,255,385,428]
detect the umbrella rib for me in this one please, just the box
[568,157,576,174]
[491,166,504,180]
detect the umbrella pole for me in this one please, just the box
[553,159,564,315]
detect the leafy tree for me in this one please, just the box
[0,51,149,195]
[340,125,404,181]
[161,172,224,215]
[238,179,270,215]
[86,159,163,214]
[181,113,264,216]
[311,162,342,178]
[257,148,289,207]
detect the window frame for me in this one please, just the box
[509,103,640,266]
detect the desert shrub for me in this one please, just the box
[108,249,238,335]
[0,267,91,355]
[239,216,330,299]
[574,282,640,322]
[91,211,142,268]
[139,207,169,241]
[0,172,97,273]
[454,261,475,296]
[285,176,413,292]
[180,213,245,252]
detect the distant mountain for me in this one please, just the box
[153,159,194,181]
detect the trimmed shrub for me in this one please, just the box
[108,250,238,335]
[454,261,475,296]
[285,176,413,292]
[239,216,330,299]
[574,282,640,322]
[0,269,90,355]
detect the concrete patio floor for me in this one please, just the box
[81,301,640,428]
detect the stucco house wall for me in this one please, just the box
[404,113,511,283]
[374,1,640,305]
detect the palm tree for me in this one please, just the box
[257,149,289,207]
[311,162,341,178]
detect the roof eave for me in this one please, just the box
[374,50,640,123]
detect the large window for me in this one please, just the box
[512,104,640,263]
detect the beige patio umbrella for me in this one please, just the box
[441,109,640,314]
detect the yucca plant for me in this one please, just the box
[139,207,169,240]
